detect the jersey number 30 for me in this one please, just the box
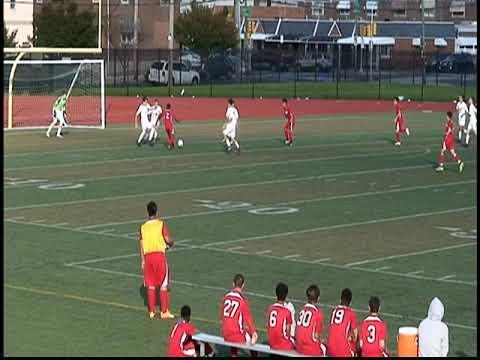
[223,299,240,318]
[297,310,313,327]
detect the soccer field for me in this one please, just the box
[4,111,477,356]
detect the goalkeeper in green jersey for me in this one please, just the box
[46,93,68,138]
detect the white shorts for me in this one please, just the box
[467,119,477,134]
[223,123,236,139]
[458,115,466,127]
[141,118,152,131]
[53,110,67,126]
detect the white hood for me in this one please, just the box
[418,297,449,357]
[427,297,445,321]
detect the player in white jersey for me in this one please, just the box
[148,99,163,144]
[135,96,152,146]
[223,98,240,153]
[465,97,477,146]
[456,95,468,143]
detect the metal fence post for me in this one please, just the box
[136,47,139,87]
[336,45,339,99]
[294,49,298,98]
[378,61,381,100]
[168,49,172,97]
[113,48,117,88]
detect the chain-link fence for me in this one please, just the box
[8,46,476,102]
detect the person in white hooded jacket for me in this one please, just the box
[418,297,449,357]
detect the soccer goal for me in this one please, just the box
[4,59,105,130]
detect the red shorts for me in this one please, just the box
[284,121,294,131]
[143,252,169,289]
[165,125,174,133]
[395,118,405,132]
[443,136,454,151]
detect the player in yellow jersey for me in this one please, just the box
[139,201,174,319]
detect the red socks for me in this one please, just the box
[160,289,170,313]
[147,287,156,313]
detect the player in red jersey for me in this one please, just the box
[327,288,358,357]
[359,296,389,357]
[295,284,327,356]
[163,103,178,150]
[282,98,296,146]
[220,274,258,357]
[167,305,214,357]
[393,97,410,146]
[435,111,464,173]
[266,282,295,351]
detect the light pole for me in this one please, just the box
[421,0,426,85]
[168,0,174,95]
[369,5,373,81]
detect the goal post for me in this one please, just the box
[4,59,105,130]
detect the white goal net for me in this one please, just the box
[3,59,105,129]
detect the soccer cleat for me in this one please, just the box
[394,141,401,146]
[288,141,293,147]
[136,142,141,147]
[160,311,174,319]
[284,140,290,145]
[459,161,464,173]
[435,165,445,172]
[46,132,50,138]
[406,128,410,136]
[56,134,63,138]
[148,312,155,320]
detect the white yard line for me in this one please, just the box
[255,250,272,255]
[344,242,477,267]
[283,254,301,259]
[65,253,138,266]
[194,207,475,249]
[65,263,476,331]
[312,258,332,263]
[7,158,474,212]
[438,274,457,280]
[5,208,476,286]
[75,179,475,230]
[6,136,429,171]
[406,270,424,275]
[374,266,392,271]
[3,116,417,157]
[3,148,428,189]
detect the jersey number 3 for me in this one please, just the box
[366,325,376,343]
[223,299,240,318]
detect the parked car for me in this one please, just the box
[425,54,449,73]
[296,53,333,72]
[437,53,475,73]
[180,49,202,69]
[251,52,296,72]
[145,61,200,85]
[200,53,235,80]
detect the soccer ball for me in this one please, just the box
[177,138,184,148]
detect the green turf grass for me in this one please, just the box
[105,81,477,102]
[4,110,476,356]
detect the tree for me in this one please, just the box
[4,23,18,47]
[174,2,238,50]
[31,0,97,48]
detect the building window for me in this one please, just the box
[336,0,350,17]
[366,1,378,17]
[423,8,435,17]
[312,0,325,17]
[451,10,465,18]
[450,0,465,18]
[10,0,15,9]
[393,8,406,17]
